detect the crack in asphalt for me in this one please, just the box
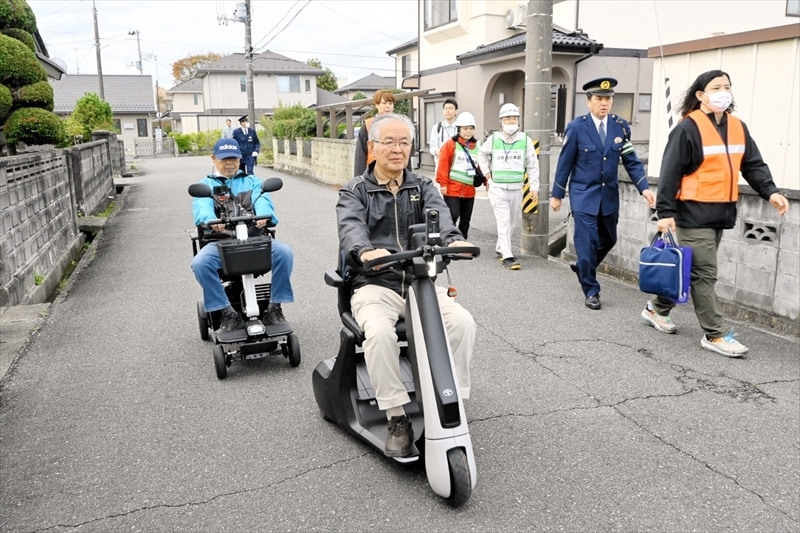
[29,452,375,533]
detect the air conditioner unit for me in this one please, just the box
[504,5,527,29]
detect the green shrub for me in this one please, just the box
[4,106,64,145]
[71,92,114,138]
[0,83,11,117]
[170,130,223,154]
[0,34,45,87]
[172,132,192,153]
[0,0,38,35]
[1,27,34,51]
[17,80,53,110]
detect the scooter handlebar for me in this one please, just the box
[200,214,274,228]
[361,245,481,271]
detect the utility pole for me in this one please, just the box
[128,30,143,75]
[142,52,161,130]
[219,2,255,127]
[92,0,105,99]
[521,0,552,258]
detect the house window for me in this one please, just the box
[240,75,247,92]
[424,101,437,147]
[788,0,800,16]
[193,93,198,105]
[401,54,412,78]
[612,94,634,122]
[638,94,652,112]
[278,75,300,93]
[305,79,311,92]
[113,119,121,133]
[137,118,148,137]
[425,0,457,30]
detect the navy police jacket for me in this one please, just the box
[552,114,647,215]
[232,127,260,157]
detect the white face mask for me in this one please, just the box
[705,91,732,113]
[502,123,518,135]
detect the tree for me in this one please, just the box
[171,52,224,84]
[306,58,338,92]
[352,91,366,101]
[66,92,115,140]
[1,1,63,152]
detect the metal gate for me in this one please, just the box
[134,137,176,158]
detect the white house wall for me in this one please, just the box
[553,0,794,49]
[202,73,318,110]
[171,93,204,113]
[648,37,799,189]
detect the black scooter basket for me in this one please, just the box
[217,236,272,276]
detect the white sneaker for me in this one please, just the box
[701,330,749,357]
[641,302,677,333]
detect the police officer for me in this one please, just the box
[551,77,655,309]
[232,115,260,174]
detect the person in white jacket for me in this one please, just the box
[477,103,540,270]
[428,98,458,171]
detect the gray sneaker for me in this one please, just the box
[385,415,413,457]
[641,302,677,333]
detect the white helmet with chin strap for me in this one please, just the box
[499,103,520,119]
[454,112,476,128]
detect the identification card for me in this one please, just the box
[466,169,476,177]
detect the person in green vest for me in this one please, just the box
[435,112,482,239]
[477,103,540,270]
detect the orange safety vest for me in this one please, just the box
[365,117,375,167]
[677,109,745,203]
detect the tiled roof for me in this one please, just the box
[49,74,157,114]
[196,52,325,75]
[456,29,601,62]
[315,87,347,107]
[334,73,396,94]
[386,37,418,56]
[167,78,202,93]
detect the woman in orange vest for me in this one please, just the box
[435,112,482,239]
[641,70,789,357]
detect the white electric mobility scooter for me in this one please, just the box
[312,209,479,507]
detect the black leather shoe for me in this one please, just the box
[217,308,245,333]
[262,303,287,325]
[570,261,580,279]
[585,295,601,310]
[385,415,413,457]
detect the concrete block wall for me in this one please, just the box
[92,131,124,178]
[65,140,115,217]
[563,178,800,328]
[272,138,356,186]
[0,149,84,307]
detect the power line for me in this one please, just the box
[316,1,407,42]
[36,0,85,19]
[251,0,301,50]
[39,24,93,35]
[253,0,311,53]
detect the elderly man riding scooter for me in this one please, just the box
[336,113,478,457]
[191,138,295,334]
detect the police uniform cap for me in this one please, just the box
[238,115,248,123]
[583,77,617,96]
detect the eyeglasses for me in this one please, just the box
[372,140,412,149]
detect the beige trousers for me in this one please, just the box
[351,284,475,411]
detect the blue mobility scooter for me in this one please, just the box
[189,177,300,379]
[312,209,480,507]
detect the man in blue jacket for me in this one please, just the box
[191,139,294,334]
[551,77,655,310]
[231,115,260,175]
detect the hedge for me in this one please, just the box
[4,106,64,146]
[1,27,34,51]
[0,0,38,36]
[0,34,46,87]
[170,130,223,154]
[0,84,11,118]
[17,80,53,110]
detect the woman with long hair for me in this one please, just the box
[641,69,789,356]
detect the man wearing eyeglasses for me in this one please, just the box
[336,113,477,458]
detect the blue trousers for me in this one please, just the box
[238,156,256,175]
[191,239,294,312]
[572,211,618,297]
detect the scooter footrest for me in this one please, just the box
[216,330,248,344]
[264,323,292,336]
[355,358,415,401]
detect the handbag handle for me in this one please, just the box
[649,228,678,248]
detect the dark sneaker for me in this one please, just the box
[569,261,580,279]
[385,415,413,457]
[262,303,287,325]
[502,257,521,270]
[217,308,244,334]
[496,251,503,260]
[585,295,601,310]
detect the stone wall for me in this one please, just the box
[0,149,84,307]
[562,177,800,331]
[272,138,356,185]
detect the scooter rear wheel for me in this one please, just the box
[446,448,471,508]
[197,300,209,341]
[213,344,227,380]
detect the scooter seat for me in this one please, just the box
[342,312,406,346]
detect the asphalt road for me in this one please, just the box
[1,155,798,533]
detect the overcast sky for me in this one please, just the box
[29,0,419,89]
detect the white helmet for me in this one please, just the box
[499,103,520,118]
[454,112,476,128]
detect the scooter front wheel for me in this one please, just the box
[213,344,227,380]
[446,448,471,508]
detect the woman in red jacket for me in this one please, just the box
[435,112,482,239]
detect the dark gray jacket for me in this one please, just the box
[336,165,463,296]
